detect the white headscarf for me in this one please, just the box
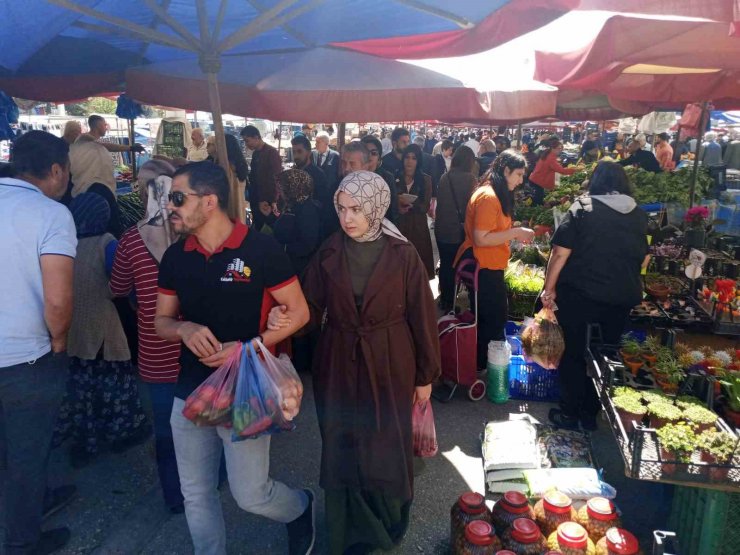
[137,160,176,262]
[334,171,407,243]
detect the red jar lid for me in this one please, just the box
[465,521,494,546]
[587,497,617,521]
[556,522,588,549]
[495,551,518,555]
[510,518,541,544]
[605,527,640,555]
[543,491,573,514]
[499,491,530,514]
[459,492,487,515]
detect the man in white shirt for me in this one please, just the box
[0,131,77,554]
[464,132,481,156]
[187,128,209,162]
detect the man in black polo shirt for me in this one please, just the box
[154,162,315,555]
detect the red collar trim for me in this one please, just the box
[184,220,249,257]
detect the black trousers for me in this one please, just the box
[476,269,508,369]
[530,181,546,206]
[436,240,462,309]
[556,287,631,418]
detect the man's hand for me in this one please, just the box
[131,143,146,154]
[540,289,557,310]
[51,337,67,354]
[178,322,221,358]
[413,384,432,404]
[199,341,239,368]
[267,305,291,330]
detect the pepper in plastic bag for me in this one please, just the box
[521,308,565,370]
[412,400,439,458]
[231,341,304,441]
[182,343,241,426]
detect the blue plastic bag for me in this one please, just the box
[231,342,299,441]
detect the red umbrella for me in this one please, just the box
[534,15,740,109]
[577,0,738,23]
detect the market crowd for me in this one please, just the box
[1,115,687,555]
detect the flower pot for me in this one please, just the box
[620,350,641,363]
[654,377,678,394]
[660,447,679,475]
[624,359,643,376]
[685,228,706,249]
[724,408,740,428]
[642,353,657,367]
[700,451,730,482]
[616,409,645,432]
[689,421,716,433]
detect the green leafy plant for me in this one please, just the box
[683,405,718,426]
[657,422,697,462]
[620,336,643,357]
[675,395,704,410]
[642,336,662,355]
[655,357,686,385]
[719,371,740,412]
[613,386,642,399]
[642,390,670,405]
[697,430,738,464]
[614,396,648,415]
[648,402,683,422]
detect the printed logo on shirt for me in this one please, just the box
[221,258,251,283]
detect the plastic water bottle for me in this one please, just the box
[486,340,511,404]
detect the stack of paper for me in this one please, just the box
[482,419,540,493]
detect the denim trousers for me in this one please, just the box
[170,397,307,555]
[0,352,67,555]
[146,382,184,509]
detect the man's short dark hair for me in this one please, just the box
[441,139,454,152]
[658,132,670,142]
[391,127,410,143]
[173,161,230,211]
[291,135,312,151]
[88,114,105,129]
[361,135,382,155]
[240,125,261,139]
[11,130,69,180]
[342,141,370,164]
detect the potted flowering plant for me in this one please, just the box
[697,430,737,482]
[684,205,710,248]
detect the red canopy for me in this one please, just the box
[534,15,740,109]
[578,0,739,23]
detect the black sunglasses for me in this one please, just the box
[168,191,206,207]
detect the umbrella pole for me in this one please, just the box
[338,123,346,150]
[689,101,710,207]
[277,121,283,155]
[127,118,137,181]
[517,121,522,147]
[205,69,241,220]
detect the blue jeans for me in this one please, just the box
[0,352,67,554]
[146,383,184,509]
[170,397,308,555]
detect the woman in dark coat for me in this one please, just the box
[301,170,441,555]
[394,144,435,279]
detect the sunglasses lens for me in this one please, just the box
[169,191,185,207]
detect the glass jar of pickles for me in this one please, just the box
[595,528,642,555]
[501,518,548,554]
[546,522,596,555]
[576,498,621,543]
[534,491,577,537]
[452,492,494,554]
[459,521,502,555]
[492,491,535,535]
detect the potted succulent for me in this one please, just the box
[719,371,740,427]
[683,405,719,432]
[641,336,662,367]
[648,402,683,429]
[697,430,738,482]
[613,396,648,432]
[620,336,643,363]
[653,357,684,393]
[613,386,642,400]
[675,395,703,410]
[656,422,696,475]
[641,390,669,405]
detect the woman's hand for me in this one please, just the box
[267,305,291,331]
[540,289,557,310]
[513,227,535,244]
[398,200,412,215]
[413,384,432,404]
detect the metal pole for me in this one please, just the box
[127,118,137,181]
[689,101,710,207]
[337,123,346,150]
[277,121,283,155]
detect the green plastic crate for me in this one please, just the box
[668,486,740,555]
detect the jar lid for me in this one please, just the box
[510,518,541,544]
[495,551,518,555]
[459,492,487,515]
[500,491,530,514]
[543,491,572,514]
[556,522,588,549]
[605,528,640,555]
[465,521,494,546]
[587,497,617,521]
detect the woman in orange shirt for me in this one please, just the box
[455,150,535,370]
[529,138,580,205]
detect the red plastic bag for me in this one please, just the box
[412,400,439,458]
[182,343,241,426]
[521,308,565,370]
[231,341,303,441]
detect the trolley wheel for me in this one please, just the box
[468,379,486,402]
